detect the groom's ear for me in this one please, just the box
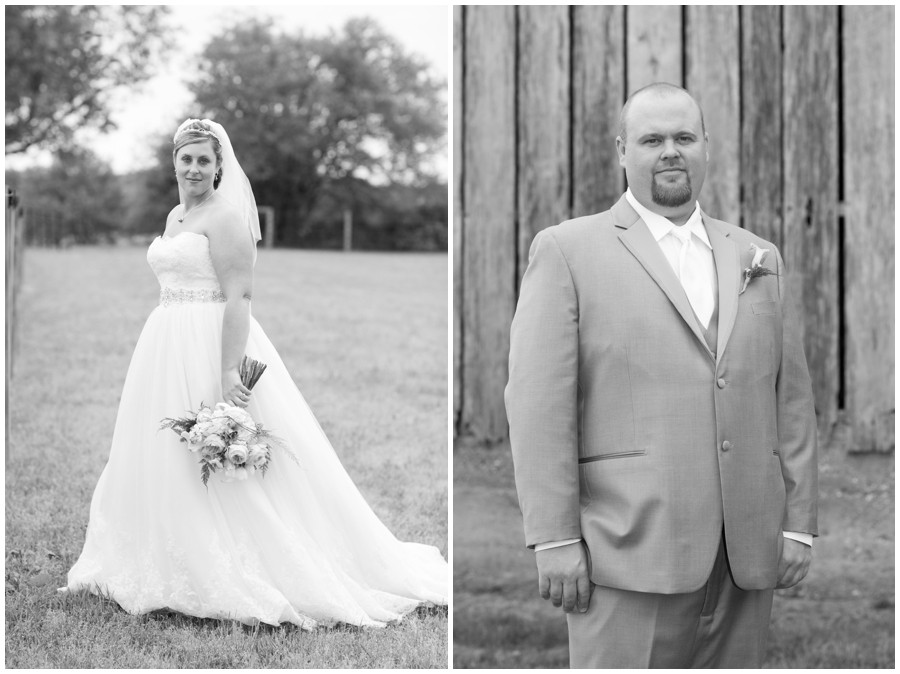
[615,136,627,167]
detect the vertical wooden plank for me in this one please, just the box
[453,5,463,435]
[572,5,625,217]
[686,6,740,225]
[741,6,783,246]
[462,6,516,440]
[783,6,840,438]
[843,6,895,451]
[626,6,683,92]
[517,6,570,284]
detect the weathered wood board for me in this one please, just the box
[740,6,783,245]
[842,5,895,451]
[461,6,516,440]
[453,5,463,434]
[517,5,571,286]
[572,5,625,218]
[626,6,683,91]
[686,6,740,226]
[783,5,840,438]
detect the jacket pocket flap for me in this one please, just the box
[751,300,778,315]
[579,450,645,464]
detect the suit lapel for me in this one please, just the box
[702,213,740,366]
[612,196,712,359]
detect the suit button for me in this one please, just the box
[717,378,726,388]
[722,441,732,451]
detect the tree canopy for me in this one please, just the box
[181,17,447,241]
[5,5,170,154]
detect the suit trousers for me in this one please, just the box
[567,537,774,668]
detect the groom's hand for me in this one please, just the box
[535,542,592,613]
[776,537,811,589]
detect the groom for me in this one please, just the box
[505,83,818,668]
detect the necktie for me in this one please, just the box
[670,225,713,329]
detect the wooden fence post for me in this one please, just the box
[6,186,20,463]
[843,6,895,452]
[257,206,275,248]
[343,208,352,251]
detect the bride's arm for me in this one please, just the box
[208,209,256,407]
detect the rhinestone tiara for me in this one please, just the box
[174,120,220,144]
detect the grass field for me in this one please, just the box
[5,245,449,668]
[453,436,894,669]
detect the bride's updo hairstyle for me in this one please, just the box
[173,120,224,189]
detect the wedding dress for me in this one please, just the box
[64,231,447,628]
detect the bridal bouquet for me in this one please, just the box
[160,356,297,486]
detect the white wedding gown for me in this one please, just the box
[65,232,447,628]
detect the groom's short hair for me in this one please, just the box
[619,82,707,144]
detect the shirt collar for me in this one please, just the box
[625,187,710,249]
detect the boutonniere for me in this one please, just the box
[739,242,778,295]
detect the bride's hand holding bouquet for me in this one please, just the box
[160,356,294,486]
[222,367,252,408]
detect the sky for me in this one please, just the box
[7,4,449,176]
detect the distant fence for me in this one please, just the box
[21,208,101,247]
[454,5,894,452]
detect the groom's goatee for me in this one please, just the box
[651,172,693,207]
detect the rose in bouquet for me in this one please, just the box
[160,356,298,486]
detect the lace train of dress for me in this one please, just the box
[65,232,447,628]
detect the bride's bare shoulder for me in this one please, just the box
[205,196,252,255]
[206,196,244,232]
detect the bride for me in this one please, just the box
[63,119,448,628]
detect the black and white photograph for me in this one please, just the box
[453,5,893,669]
[6,5,448,668]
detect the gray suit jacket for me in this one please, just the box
[505,194,818,593]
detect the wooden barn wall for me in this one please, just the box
[454,5,894,452]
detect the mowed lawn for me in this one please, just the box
[454,437,894,669]
[6,245,448,668]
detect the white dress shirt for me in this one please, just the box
[625,189,716,328]
[534,190,812,552]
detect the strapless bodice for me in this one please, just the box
[148,232,222,291]
[147,232,225,306]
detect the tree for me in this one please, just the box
[185,17,447,243]
[5,148,124,244]
[5,5,171,154]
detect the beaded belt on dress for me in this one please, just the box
[159,287,226,307]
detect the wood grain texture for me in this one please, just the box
[842,6,895,451]
[456,4,892,448]
[740,6,782,246]
[517,5,571,285]
[462,6,516,440]
[572,5,625,217]
[783,5,840,438]
[686,6,740,225]
[626,6,683,92]
[453,5,463,433]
